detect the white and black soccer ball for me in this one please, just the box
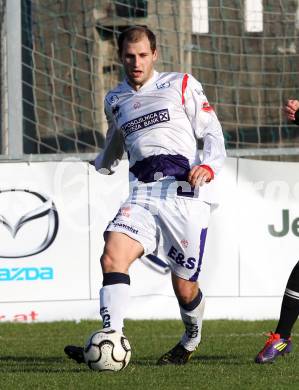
[83,330,131,372]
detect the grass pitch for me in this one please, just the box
[0,319,298,389]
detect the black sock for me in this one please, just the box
[275,261,299,338]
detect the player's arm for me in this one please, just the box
[183,74,226,187]
[92,101,125,174]
[283,99,299,125]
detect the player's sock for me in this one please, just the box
[179,289,205,351]
[99,272,130,334]
[275,261,299,339]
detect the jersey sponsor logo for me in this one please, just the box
[121,109,170,137]
[120,207,131,218]
[133,102,141,109]
[167,245,196,269]
[108,95,119,105]
[156,81,170,89]
[181,239,189,248]
[112,221,138,235]
[0,266,54,281]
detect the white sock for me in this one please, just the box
[180,293,205,351]
[99,283,130,334]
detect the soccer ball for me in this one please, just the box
[83,330,131,372]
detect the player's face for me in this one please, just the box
[120,36,157,90]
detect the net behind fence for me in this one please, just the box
[0,0,7,155]
[1,0,299,158]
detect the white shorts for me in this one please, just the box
[105,194,211,281]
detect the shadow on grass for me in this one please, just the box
[131,354,249,367]
[0,355,88,373]
[193,354,249,365]
[0,354,251,373]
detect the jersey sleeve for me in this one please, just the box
[93,99,125,174]
[183,74,226,175]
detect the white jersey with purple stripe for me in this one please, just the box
[94,70,226,202]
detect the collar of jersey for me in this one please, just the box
[124,70,160,92]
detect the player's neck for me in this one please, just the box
[129,81,143,91]
[126,70,155,91]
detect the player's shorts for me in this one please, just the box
[105,195,210,281]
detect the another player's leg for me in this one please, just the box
[65,232,143,364]
[157,275,205,365]
[255,261,299,364]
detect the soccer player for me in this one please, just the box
[64,25,226,366]
[255,100,299,364]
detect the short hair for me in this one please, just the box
[118,25,157,55]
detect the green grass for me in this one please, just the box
[0,320,298,389]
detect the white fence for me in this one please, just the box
[0,157,298,322]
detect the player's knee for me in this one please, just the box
[176,286,198,306]
[173,276,199,305]
[178,289,203,312]
[177,292,194,306]
[100,253,117,273]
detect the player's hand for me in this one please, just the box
[187,165,213,188]
[283,99,299,121]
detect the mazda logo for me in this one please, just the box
[0,189,59,258]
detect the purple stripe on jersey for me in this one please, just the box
[130,154,195,197]
[130,154,190,182]
[189,228,208,282]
